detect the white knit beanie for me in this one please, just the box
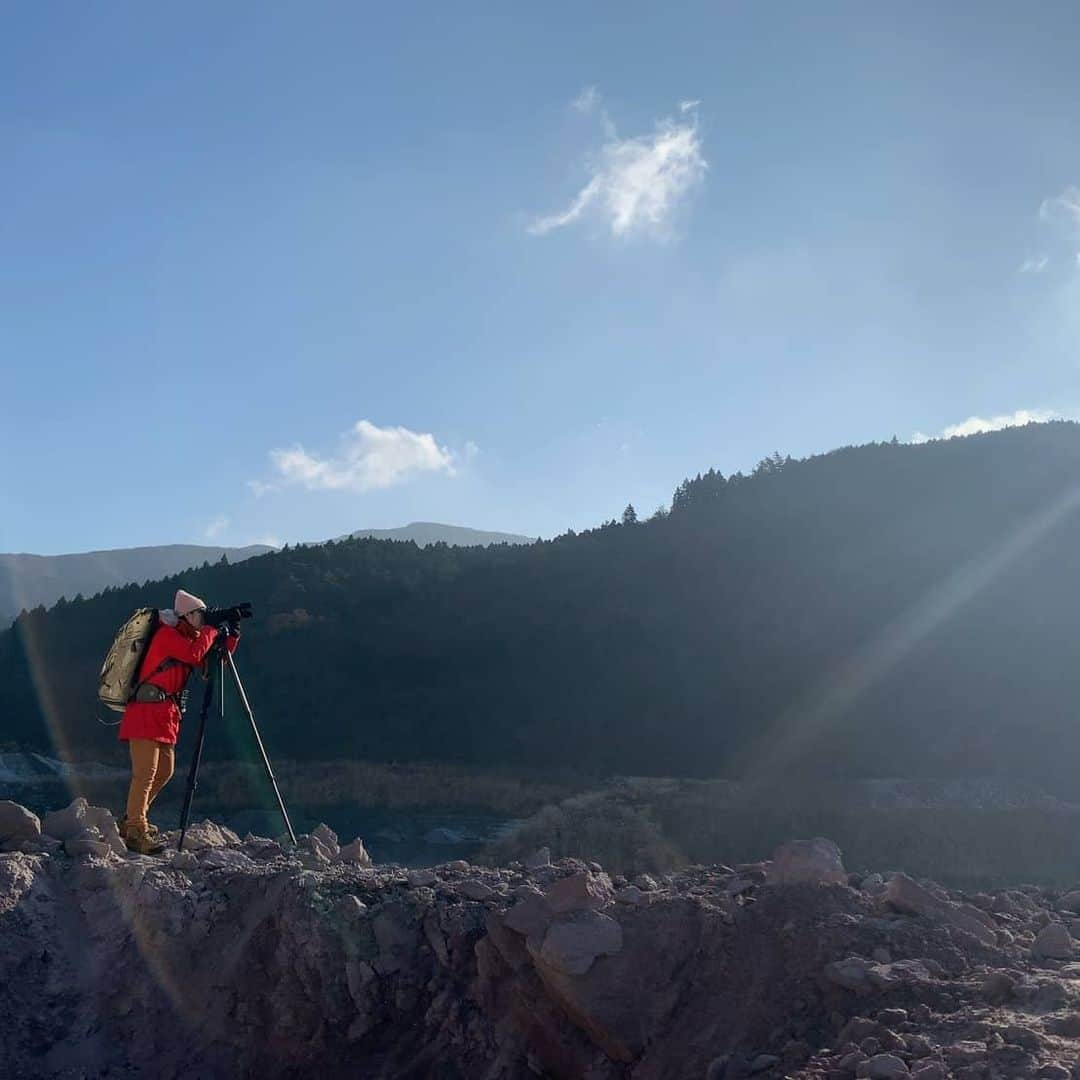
[174,589,207,618]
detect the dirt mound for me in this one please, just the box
[2,802,1080,1078]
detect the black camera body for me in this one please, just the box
[204,602,253,630]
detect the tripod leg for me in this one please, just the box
[177,654,219,851]
[224,651,297,846]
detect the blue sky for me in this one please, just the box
[5,3,1080,554]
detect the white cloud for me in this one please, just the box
[1039,186,1080,226]
[203,515,230,540]
[250,535,283,548]
[572,85,600,114]
[529,100,706,238]
[247,480,276,498]
[1019,255,1049,273]
[268,420,457,493]
[911,408,1062,444]
[679,99,701,113]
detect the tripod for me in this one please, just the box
[177,641,297,850]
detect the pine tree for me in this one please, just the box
[622,504,638,526]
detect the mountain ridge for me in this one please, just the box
[336,521,535,547]
[6,421,1080,786]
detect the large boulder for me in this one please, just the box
[1057,889,1080,914]
[767,837,847,886]
[504,892,554,940]
[42,798,90,841]
[534,910,624,977]
[0,802,41,848]
[544,871,614,914]
[881,873,996,946]
[1032,922,1074,960]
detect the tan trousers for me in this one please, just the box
[126,739,175,832]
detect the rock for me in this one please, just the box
[825,957,874,991]
[882,873,996,946]
[1056,889,1080,913]
[868,960,932,989]
[524,846,551,869]
[310,823,340,858]
[338,895,369,921]
[837,1017,878,1045]
[705,1056,730,1080]
[767,837,847,886]
[1032,922,1073,960]
[302,833,334,863]
[825,957,930,992]
[0,802,41,845]
[535,909,623,976]
[407,868,437,888]
[504,893,553,939]
[943,1042,988,1069]
[748,1054,780,1073]
[910,1065,945,1080]
[615,885,646,906]
[458,879,494,901]
[904,1035,933,1059]
[838,1050,867,1074]
[338,838,373,866]
[855,1054,909,1079]
[1004,1024,1042,1051]
[544,871,614,914]
[1045,1012,1080,1037]
[876,1008,907,1027]
[199,849,255,871]
[64,830,110,858]
[171,852,198,870]
[178,820,240,851]
[42,798,89,841]
[980,970,1016,1003]
[1036,1065,1071,1080]
[444,859,470,872]
[635,874,659,891]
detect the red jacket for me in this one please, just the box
[117,620,236,746]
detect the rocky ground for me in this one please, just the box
[3,803,1080,1079]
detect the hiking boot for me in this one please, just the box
[124,826,164,856]
[117,816,159,840]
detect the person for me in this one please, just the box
[117,588,238,854]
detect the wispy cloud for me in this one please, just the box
[203,515,230,540]
[1019,255,1049,274]
[911,408,1062,444]
[529,93,706,238]
[267,420,457,493]
[679,99,701,113]
[247,480,276,498]
[572,85,600,114]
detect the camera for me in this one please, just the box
[204,602,253,630]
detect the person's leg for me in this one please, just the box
[126,739,160,834]
[146,744,175,811]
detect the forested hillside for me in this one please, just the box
[0,543,273,627]
[5,422,1080,788]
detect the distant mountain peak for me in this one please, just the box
[337,522,535,547]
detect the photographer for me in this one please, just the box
[117,588,238,854]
